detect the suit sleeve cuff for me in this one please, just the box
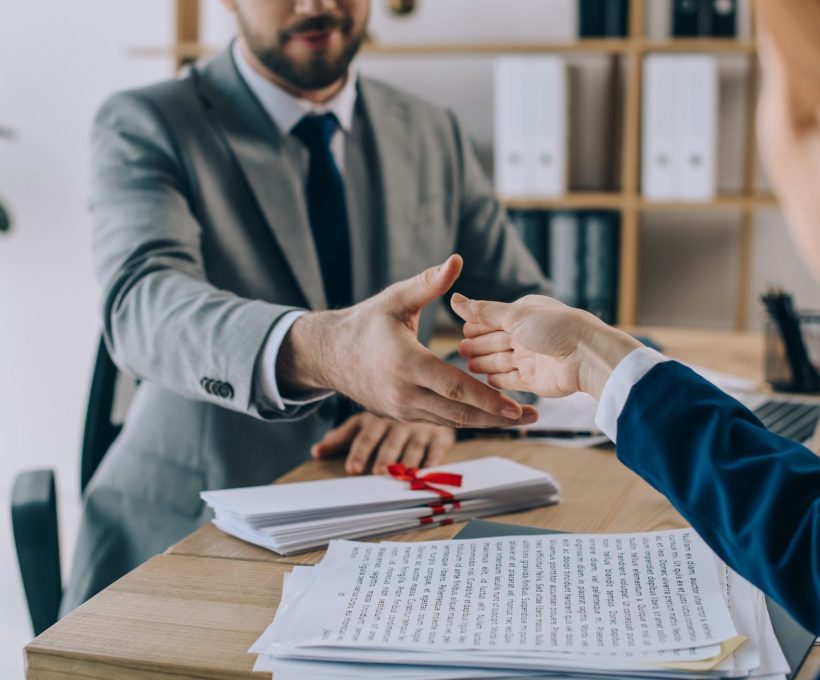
[255,310,335,412]
[594,347,669,443]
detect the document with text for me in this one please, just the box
[284,530,737,655]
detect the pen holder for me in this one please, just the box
[765,311,820,393]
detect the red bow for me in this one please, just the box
[387,463,463,499]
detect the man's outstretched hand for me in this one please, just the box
[277,255,538,428]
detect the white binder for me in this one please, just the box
[642,55,718,201]
[528,56,568,197]
[495,56,568,198]
[494,57,528,198]
[679,55,718,200]
[641,55,678,199]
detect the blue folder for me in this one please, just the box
[454,520,815,680]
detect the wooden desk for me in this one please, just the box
[25,328,818,679]
[166,442,684,567]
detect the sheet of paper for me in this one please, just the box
[683,362,759,393]
[254,567,719,678]
[281,530,737,654]
[522,392,600,432]
[218,494,559,555]
[202,456,558,523]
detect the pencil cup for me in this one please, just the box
[765,311,820,393]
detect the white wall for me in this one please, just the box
[0,2,174,675]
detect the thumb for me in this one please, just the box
[450,293,510,329]
[387,254,463,312]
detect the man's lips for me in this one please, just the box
[291,27,339,49]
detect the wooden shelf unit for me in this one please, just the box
[154,0,769,329]
[130,37,759,60]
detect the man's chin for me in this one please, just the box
[253,32,363,91]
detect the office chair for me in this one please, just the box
[11,336,135,636]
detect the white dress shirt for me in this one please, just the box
[233,40,357,412]
[594,347,669,443]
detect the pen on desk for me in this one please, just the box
[457,428,598,441]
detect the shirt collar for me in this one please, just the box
[232,39,357,135]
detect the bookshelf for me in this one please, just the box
[140,0,770,329]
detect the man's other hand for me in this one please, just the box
[277,255,538,428]
[311,413,455,475]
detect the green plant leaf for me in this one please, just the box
[0,200,11,232]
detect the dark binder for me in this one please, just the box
[510,210,548,277]
[583,211,620,324]
[672,0,711,36]
[578,0,629,37]
[710,0,737,37]
[549,211,584,309]
[455,519,816,680]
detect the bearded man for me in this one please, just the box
[62,0,549,613]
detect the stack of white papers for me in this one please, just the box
[250,529,790,679]
[201,458,560,554]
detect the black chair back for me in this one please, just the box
[80,337,134,493]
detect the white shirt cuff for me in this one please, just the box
[594,348,669,444]
[256,310,335,412]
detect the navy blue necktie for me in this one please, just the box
[292,113,353,309]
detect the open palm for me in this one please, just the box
[453,295,600,399]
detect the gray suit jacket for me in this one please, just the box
[62,48,549,613]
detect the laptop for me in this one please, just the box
[740,393,820,445]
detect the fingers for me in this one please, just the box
[398,434,427,471]
[345,417,390,475]
[331,418,455,476]
[414,352,525,424]
[311,414,362,459]
[462,322,498,339]
[412,385,537,429]
[450,293,511,329]
[422,429,455,468]
[372,425,412,475]
[487,371,529,393]
[466,351,516,376]
[520,404,539,422]
[387,254,463,312]
[459,330,513,358]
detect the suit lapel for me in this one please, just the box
[357,79,420,284]
[193,49,327,310]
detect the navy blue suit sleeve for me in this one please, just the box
[616,361,820,635]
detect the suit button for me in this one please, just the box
[200,378,213,394]
[217,382,234,400]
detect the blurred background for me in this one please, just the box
[1,0,818,675]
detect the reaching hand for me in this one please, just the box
[311,412,455,475]
[277,255,538,428]
[451,293,641,400]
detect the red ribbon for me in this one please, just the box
[387,463,463,500]
[420,517,454,526]
[429,502,461,516]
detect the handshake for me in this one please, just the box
[280,254,641,473]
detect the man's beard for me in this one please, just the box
[240,12,364,91]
